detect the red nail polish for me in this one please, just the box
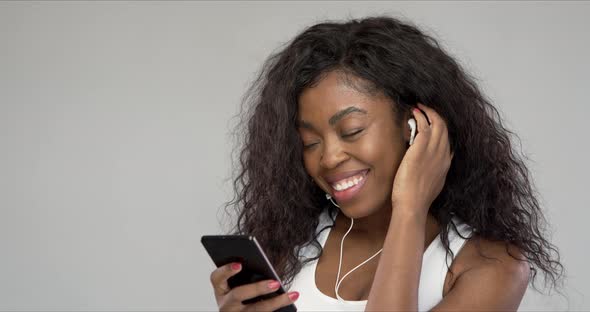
[268,281,280,289]
[288,291,299,301]
[231,263,241,271]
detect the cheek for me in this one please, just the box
[355,132,392,163]
[302,154,328,192]
[356,134,405,177]
[302,153,318,177]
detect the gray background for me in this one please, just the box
[0,1,587,311]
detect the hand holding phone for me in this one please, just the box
[202,235,298,312]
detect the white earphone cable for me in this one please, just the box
[334,216,383,301]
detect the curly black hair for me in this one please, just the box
[225,15,564,296]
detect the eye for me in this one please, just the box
[303,142,319,150]
[342,128,364,138]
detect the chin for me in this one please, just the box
[339,197,388,219]
[338,205,373,220]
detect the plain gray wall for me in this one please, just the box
[1,1,588,311]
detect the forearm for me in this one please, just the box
[365,208,427,311]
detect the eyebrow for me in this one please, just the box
[329,106,367,126]
[298,106,368,129]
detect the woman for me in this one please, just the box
[210,16,564,311]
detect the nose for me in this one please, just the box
[319,138,349,169]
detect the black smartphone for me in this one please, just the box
[201,235,297,312]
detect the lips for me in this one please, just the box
[323,169,369,184]
[323,169,369,203]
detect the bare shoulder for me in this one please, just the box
[442,234,531,304]
[459,234,529,265]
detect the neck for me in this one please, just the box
[340,204,391,237]
[335,204,441,250]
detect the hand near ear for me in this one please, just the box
[391,103,453,218]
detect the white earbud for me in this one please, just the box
[325,193,340,208]
[408,118,417,146]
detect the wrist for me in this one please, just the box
[391,201,429,223]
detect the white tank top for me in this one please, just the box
[288,208,474,311]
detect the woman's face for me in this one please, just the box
[297,71,409,218]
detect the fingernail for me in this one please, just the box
[413,108,420,113]
[288,291,299,301]
[268,281,280,289]
[231,263,241,271]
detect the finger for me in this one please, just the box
[210,262,242,297]
[417,103,447,151]
[230,279,284,302]
[246,291,299,312]
[438,128,453,172]
[412,107,431,141]
[439,121,452,159]
[416,103,438,126]
[436,127,453,166]
[441,133,452,167]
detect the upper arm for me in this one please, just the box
[430,244,531,311]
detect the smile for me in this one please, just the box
[331,173,365,191]
[329,170,369,203]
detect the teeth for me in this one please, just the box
[332,174,364,192]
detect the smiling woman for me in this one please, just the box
[211,15,565,311]
[298,72,407,216]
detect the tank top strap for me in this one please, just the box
[418,216,475,311]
